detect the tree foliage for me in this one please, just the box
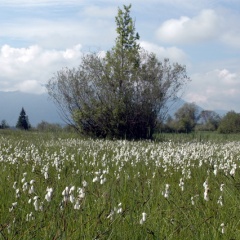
[36,121,62,132]
[165,103,199,133]
[47,5,190,139]
[0,119,9,129]
[196,110,221,131]
[16,108,31,130]
[218,111,240,133]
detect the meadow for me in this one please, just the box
[0,130,240,239]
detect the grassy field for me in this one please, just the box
[0,130,240,239]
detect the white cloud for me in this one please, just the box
[83,6,116,18]
[156,7,240,49]
[218,69,237,85]
[156,9,220,44]
[0,41,188,95]
[184,69,240,111]
[16,80,45,94]
[0,44,83,94]
[140,41,188,63]
[0,17,115,49]
[0,0,85,7]
[221,32,240,49]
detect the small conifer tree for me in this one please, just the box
[16,107,31,130]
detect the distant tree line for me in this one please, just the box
[1,105,240,135]
[160,103,240,134]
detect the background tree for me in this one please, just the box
[47,4,190,139]
[0,119,9,129]
[218,111,240,133]
[171,103,199,133]
[16,107,31,130]
[36,121,62,132]
[196,110,221,131]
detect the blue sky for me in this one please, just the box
[0,0,240,112]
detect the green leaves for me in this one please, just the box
[218,111,240,133]
[47,5,190,139]
[114,4,140,52]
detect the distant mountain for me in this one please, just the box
[0,91,64,127]
[167,98,228,119]
[214,109,228,117]
[167,98,204,117]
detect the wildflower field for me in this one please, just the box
[1,131,240,239]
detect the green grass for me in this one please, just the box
[154,131,240,142]
[0,130,240,239]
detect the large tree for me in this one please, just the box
[47,4,190,139]
[16,107,31,130]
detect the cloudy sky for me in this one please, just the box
[0,0,240,112]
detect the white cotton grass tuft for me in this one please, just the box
[140,212,147,224]
[213,164,218,176]
[26,212,34,221]
[107,203,123,220]
[191,196,195,205]
[70,194,75,203]
[33,196,39,211]
[190,194,199,205]
[100,178,107,185]
[45,187,53,202]
[230,164,237,177]
[203,178,208,189]
[217,183,225,206]
[179,178,184,191]
[74,200,81,210]
[220,183,224,192]
[69,186,75,193]
[204,188,209,201]
[21,172,27,183]
[28,185,35,194]
[220,223,225,234]
[13,181,17,189]
[22,182,28,192]
[9,202,18,212]
[203,179,209,201]
[62,186,70,202]
[117,202,122,214]
[44,171,49,180]
[162,184,170,198]
[82,180,88,187]
[92,176,99,183]
[15,188,20,198]
[77,187,85,199]
[217,195,223,206]
[30,179,35,185]
[107,210,115,220]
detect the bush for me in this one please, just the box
[36,121,62,132]
[218,111,240,133]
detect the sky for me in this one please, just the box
[0,0,240,112]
